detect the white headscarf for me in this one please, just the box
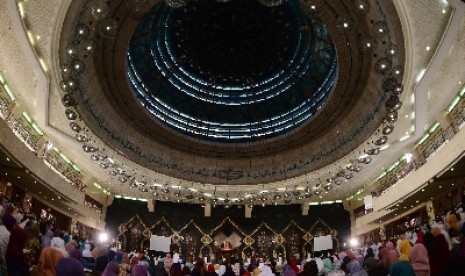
[51,237,69,257]
[261,265,274,276]
[82,243,93,258]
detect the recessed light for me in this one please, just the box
[426,46,431,51]
[442,9,446,14]
[415,200,419,203]
[6,158,9,161]
[451,168,454,171]
[439,186,442,188]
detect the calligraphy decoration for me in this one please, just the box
[243,236,255,247]
[302,232,314,243]
[201,235,213,245]
[116,215,340,259]
[282,221,305,258]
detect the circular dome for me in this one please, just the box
[127,0,337,142]
[60,0,403,190]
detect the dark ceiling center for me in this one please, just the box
[171,0,297,85]
[127,0,337,142]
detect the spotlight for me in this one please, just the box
[349,238,358,247]
[99,232,109,243]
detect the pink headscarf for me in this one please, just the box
[409,243,430,275]
[386,241,399,267]
[377,248,390,270]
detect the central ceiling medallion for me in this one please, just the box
[127,0,337,142]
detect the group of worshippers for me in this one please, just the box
[0,200,92,275]
[350,219,465,276]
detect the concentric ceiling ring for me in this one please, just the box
[128,0,337,142]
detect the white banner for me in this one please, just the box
[150,235,171,252]
[364,195,373,210]
[313,235,333,251]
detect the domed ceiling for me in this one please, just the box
[127,0,337,142]
[57,0,405,204]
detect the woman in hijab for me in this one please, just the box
[206,264,218,276]
[50,235,68,257]
[69,248,82,262]
[347,260,368,276]
[108,250,116,263]
[340,256,352,274]
[170,262,183,276]
[113,251,123,264]
[389,261,415,276]
[398,240,412,261]
[25,222,41,267]
[64,240,78,252]
[298,261,318,276]
[322,258,332,274]
[365,257,388,276]
[282,263,296,276]
[192,258,206,276]
[408,243,430,276]
[55,257,85,276]
[377,247,390,270]
[289,259,299,273]
[82,243,96,270]
[386,241,399,265]
[95,246,110,272]
[430,234,452,276]
[130,256,140,273]
[165,253,174,274]
[260,264,274,276]
[41,225,53,248]
[5,213,29,276]
[36,247,65,276]
[364,248,375,260]
[182,265,192,276]
[132,264,149,276]
[102,262,120,276]
[423,232,434,257]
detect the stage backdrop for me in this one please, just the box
[105,199,350,262]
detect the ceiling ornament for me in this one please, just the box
[56,0,405,204]
[302,232,313,243]
[201,235,213,245]
[243,235,255,247]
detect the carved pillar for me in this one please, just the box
[245,205,252,218]
[204,203,211,217]
[147,199,156,212]
[301,202,309,216]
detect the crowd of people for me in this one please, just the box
[2,194,465,276]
